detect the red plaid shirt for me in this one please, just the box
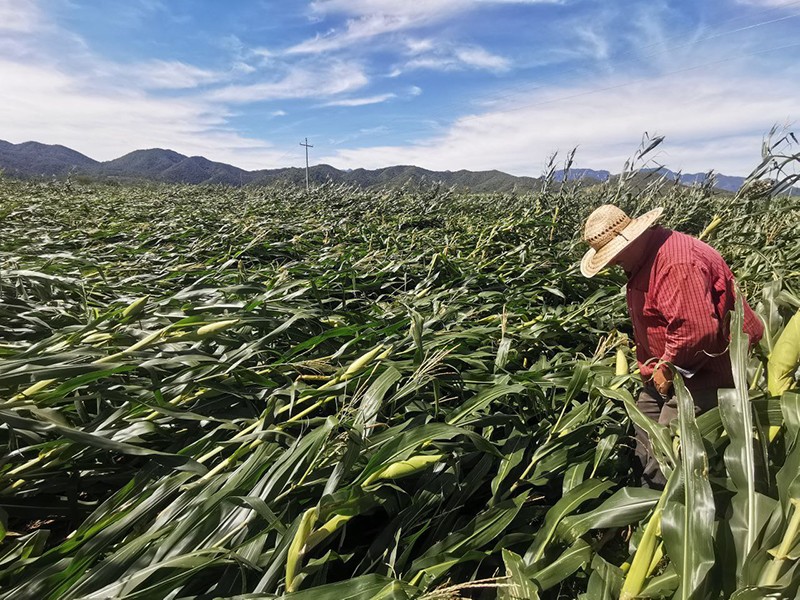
[626,226,764,392]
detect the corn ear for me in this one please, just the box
[768,312,800,397]
[363,453,444,486]
[698,214,723,240]
[760,498,800,585]
[343,344,386,378]
[620,505,663,600]
[82,332,114,344]
[303,513,353,553]
[122,295,149,319]
[286,507,318,593]
[95,326,171,364]
[9,378,56,402]
[196,319,240,337]
[616,347,629,376]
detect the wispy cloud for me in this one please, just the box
[207,60,369,103]
[454,46,511,71]
[318,70,799,175]
[735,0,800,6]
[128,60,222,90]
[290,0,557,57]
[306,0,470,23]
[400,47,511,73]
[0,57,290,168]
[323,93,396,107]
[308,0,563,19]
[0,0,44,32]
[2,0,797,178]
[0,2,293,169]
[392,38,511,75]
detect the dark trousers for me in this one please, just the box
[633,385,718,488]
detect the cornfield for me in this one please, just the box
[1,136,799,599]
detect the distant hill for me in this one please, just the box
[0,140,99,177]
[0,139,748,193]
[101,149,186,178]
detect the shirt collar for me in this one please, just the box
[625,226,670,280]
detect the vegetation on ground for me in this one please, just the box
[0,135,798,599]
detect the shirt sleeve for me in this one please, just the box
[656,263,725,375]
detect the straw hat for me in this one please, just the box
[580,205,663,277]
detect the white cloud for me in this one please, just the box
[0,1,382,170]
[292,0,561,55]
[735,0,800,6]
[286,14,416,55]
[233,61,257,74]
[307,0,469,21]
[0,0,44,32]
[404,38,436,54]
[207,60,369,103]
[0,58,288,169]
[395,42,511,74]
[317,71,799,176]
[400,50,510,73]
[455,46,511,71]
[128,60,222,89]
[309,0,562,19]
[323,93,396,106]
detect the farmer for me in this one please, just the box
[580,204,764,487]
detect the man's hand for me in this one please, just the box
[653,363,673,397]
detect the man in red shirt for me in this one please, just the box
[581,204,764,487]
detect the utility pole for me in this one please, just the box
[300,137,313,192]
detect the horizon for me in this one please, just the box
[1,1,799,178]
[1,138,745,180]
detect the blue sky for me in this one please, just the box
[1,0,799,176]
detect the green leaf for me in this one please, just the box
[529,538,592,591]
[0,410,206,474]
[660,377,716,600]
[524,478,613,566]
[718,295,765,583]
[501,549,540,600]
[560,486,662,543]
[445,377,525,425]
[599,386,676,476]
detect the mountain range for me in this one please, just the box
[0,140,748,193]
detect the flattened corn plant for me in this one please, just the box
[0,139,798,599]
